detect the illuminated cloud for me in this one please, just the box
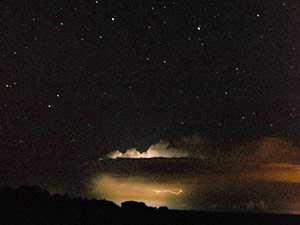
[89,135,300,213]
[105,137,208,159]
[106,140,190,159]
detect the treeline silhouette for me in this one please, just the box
[1,185,300,225]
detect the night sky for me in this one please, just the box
[2,0,300,213]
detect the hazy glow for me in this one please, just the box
[90,175,185,208]
[246,163,300,183]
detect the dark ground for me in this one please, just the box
[1,185,300,225]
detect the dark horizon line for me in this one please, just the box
[1,184,300,217]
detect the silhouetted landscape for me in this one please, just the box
[1,185,300,225]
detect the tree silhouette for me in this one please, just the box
[1,185,300,225]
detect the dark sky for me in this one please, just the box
[1,0,300,212]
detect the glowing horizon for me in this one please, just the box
[89,174,186,208]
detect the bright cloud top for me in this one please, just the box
[105,139,204,159]
[106,141,188,159]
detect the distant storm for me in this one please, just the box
[88,135,300,213]
[90,175,185,208]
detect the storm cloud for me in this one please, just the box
[87,135,300,213]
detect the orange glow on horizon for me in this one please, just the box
[89,174,185,208]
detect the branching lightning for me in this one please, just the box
[152,189,183,195]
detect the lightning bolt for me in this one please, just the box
[152,189,183,195]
